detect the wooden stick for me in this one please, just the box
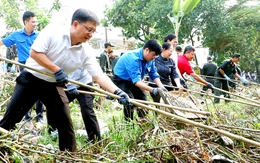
[186,78,260,105]
[68,89,211,116]
[145,81,260,107]
[217,125,260,133]
[0,127,8,134]
[2,57,260,147]
[0,79,16,85]
[0,97,11,108]
[129,99,260,147]
[201,75,260,86]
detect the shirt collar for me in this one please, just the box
[64,26,83,47]
[183,54,189,61]
[138,48,144,61]
[21,28,36,35]
[229,59,234,65]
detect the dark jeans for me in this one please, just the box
[24,100,44,121]
[214,75,230,103]
[112,75,147,121]
[47,83,101,142]
[19,61,44,121]
[18,61,26,72]
[0,70,76,151]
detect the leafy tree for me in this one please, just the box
[0,0,22,30]
[102,0,164,43]
[226,0,260,77]
[168,0,200,38]
[102,0,201,46]
[0,0,61,33]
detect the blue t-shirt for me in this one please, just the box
[2,29,39,62]
[114,48,159,84]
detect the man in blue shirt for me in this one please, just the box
[0,11,44,122]
[112,39,167,121]
[0,11,39,71]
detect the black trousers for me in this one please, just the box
[112,75,147,121]
[19,62,44,121]
[214,75,229,103]
[47,83,101,142]
[0,70,76,152]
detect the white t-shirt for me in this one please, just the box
[25,23,102,82]
[68,68,92,88]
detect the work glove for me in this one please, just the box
[114,89,130,105]
[152,88,167,96]
[54,68,68,85]
[67,84,79,95]
[223,74,231,82]
[206,83,214,90]
[161,87,168,92]
[239,77,249,85]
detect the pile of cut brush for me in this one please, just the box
[0,73,260,162]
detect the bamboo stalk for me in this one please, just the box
[0,97,11,108]
[145,81,260,107]
[201,75,260,86]
[129,99,260,148]
[1,57,260,147]
[0,127,8,134]
[0,79,15,85]
[217,125,260,133]
[186,78,260,105]
[68,89,211,116]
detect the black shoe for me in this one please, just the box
[36,117,44,123]
[23,116,32,121]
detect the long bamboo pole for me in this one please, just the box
[145,81,260,107]
[1,57,260,147]
[201,74,260,86]
[68,89,210,116]
[186,78,260,105]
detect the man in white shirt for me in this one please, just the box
[0,8,130,152]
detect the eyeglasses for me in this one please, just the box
[80,23,96,34]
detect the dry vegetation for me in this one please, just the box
[0,72,260,162]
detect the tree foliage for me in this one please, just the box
[226,0,260,75]
[102,0,164,43]
[0,0,61,33]
[169,0,200,38]
[102,0,199,45]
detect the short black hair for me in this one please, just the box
[162,42,171,50]
[23,11,36,24]
[164,34,176,42]
[175,45,182,51]
[143,39,162,55]
[71,8,100,25]
[183,45,195,54]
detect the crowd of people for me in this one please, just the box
[0,8,257,152]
